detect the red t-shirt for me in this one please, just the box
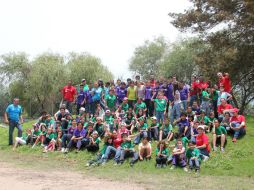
[62,86,77,102]
[217,104,233,114]
[196,133,211,153]
[150,80,156,88]
[219,76,232,93]
[190,81,199,96]
[230,115,246,128]
[112,137,122,149]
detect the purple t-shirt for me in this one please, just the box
[77,90,86,104]
[85,91,93,104]
[167,83,174,102]
[68,127,76,136]
[117,87,127,101]
[145,86,152,99]
[179,86,189,101]
[73,128,87,137]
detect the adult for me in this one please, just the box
[81,79,89,92]
[4,98,23,145]
[217,98,234,120]
[127,81,137,109]
[217,72,232,93]
[189,75,199,106]
[179,81,189,111]
[230,108,246,143]
[136,81,145,100]
[116,82,127,105]
[91,82,103,115]
[76,84,86,115]
[61,80,77,114]
[196,125,210,160]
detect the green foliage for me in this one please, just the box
[129,36,167,80]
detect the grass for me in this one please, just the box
[0,117,254,190]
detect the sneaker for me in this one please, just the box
[183,167,188,172]
[232,138,237,143]
[130,162,134,167]
[86,163,91,167]
[61,148,65,153]
[195,169,200,174]
[203,156,209,162]
[221,147,225,152]
[113,162,118,166]
[213,146,217,151]
[64,148,69,153]
[41,144,45,147]
[170,165,176,170]
[162,164,167,168]
[101,161,106,166]
[156,164,161,168]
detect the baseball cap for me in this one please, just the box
[197,125,205,130]
[105,109,111,113]
[123,97,128,101]
[232,108,239,113]
[151,116,157,120]
[82,79,86,82]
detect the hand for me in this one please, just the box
[4,120,9,124]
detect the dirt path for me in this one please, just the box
[0,161,144,190]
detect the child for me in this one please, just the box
[32,124,47,148]
[212,119,227,152]
[134,117,148,144]
[13,129,32,151]
[148,116,159,141]
[138,137,152,161]
[171,139,188,172]
[86,131,101,152]
[61,120,77,153]
[186,141,201,173]
[159,118,173,141]
[155,140,169,168]
[152,92,167,125]
[174,112,191,139]
[118,133,138,167]
[43,127,57,152]
[125,111,135,134]
[94,117,105,137]
[190,121,199,143]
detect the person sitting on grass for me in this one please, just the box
[221,112,231,131]
[86,135,113,166]
[230,108,246,143]
[190,121,199,143]
[94,117,105,137]
[56,125,63,151]
[212,119,227,152]
[86,131,101,152]
[148,116,159,142]
[134,117,148,144]
[28,124,41,146]
[43,127,57,153]
[32,123,47,148]
[13,129,32,151]
[125,111,135,134]
[196,125,210,161]
[155,140,169,168]
[61,120,77,153]
[171,139,188,172]
[117,133,138,167]
[138,136,152,161]
[159,118,173,142]
[174,112,191,140]
[186,141,201,174]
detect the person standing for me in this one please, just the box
[61,80,77,114]
[4,98,23,145]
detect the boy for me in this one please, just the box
[148,116,159,141]
[186,141,201,173]
[212,119,227,152]
[152,91,167,125]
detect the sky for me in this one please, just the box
[0,0,192,80]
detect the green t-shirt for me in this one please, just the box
[202,90,210,101]
[104,115,114,125]
[83,84,89,92]
[154,99,167,112]
[215,126,227,135]
[198,115,209,124]
[121,141,134,149]
[45,119,54,128]
[156,147,169,156]
[106,94,116,108]
[162,124,172,133]
[186,148,201,161]
[121,103,129,112]
[213,90,219,101]
[140,123,148,130]
[182,137,189,149]
[135,102,146,114]
[21,133,28,141]
[33,130,41,137]
[48,132,57,140]
[94,137,101,144]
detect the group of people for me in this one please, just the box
[4,72,247,173]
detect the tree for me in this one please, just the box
[160,38,200,83]
[169,0,254,113]
[67,52,113,85]
[129,36,167,80]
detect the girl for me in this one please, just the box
[61,120,77,153]
[159,118,173,141]
[43,127,57,152]
[186,141,201,173]
[32,124,47,148]
[212,119,227,152]
[13,129,32,151]
[171,139,188,172]
[196,125,210,161]
[86,131,101,152]
[155,140,169,168]
[138,137,152,161]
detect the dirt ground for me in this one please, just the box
[0,161,144,190]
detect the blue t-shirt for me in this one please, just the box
[6,104,22,122]
[92,87,102,101]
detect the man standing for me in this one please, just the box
[4,98,23,145]
[61,80,77,114]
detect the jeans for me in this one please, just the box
[63,100,73,114]
[181,100,188,111]
[61,134,72,148]
[189,158,200,169]
[120,149,139,164]
[9,120,22,145]
[114,147,123,163]
[170,103,181,124]
[156,111,164,124]
[231,122,246,139]
[134,131,148,144]
[103,146,117,162]
[201,101,210,116]
[77,138,90,150]
[156,156,167,165]
[199,148,210,157]
[148,127,159,141]
[190,95,197,107]
[85,103,92,114]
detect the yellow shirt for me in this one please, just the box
[127,86,137,100]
